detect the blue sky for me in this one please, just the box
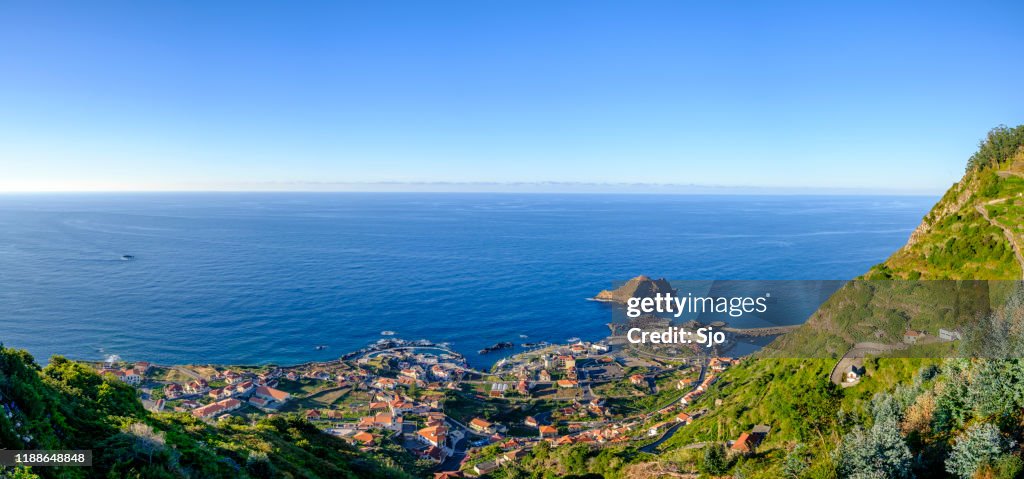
[1,1,1022,193]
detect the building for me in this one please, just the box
[192,398,242,418]
[120,369,142,385]
[433,472,464,479]
[676,412,692,424]
[352,431,376,445]
[709,357,734,371]
[432,470,464,479]
[845,365,864,383]
[223,370,242,384]
[731,432,755,453]
[469,417,495,434]
[648,421,671,437]
[524,416,539,428]
[490,383,509,398]
[939,328,963,341]
[418,445,445,463]
[417,425,448,448]
[164,383,183,399]
[903,330,924,344]
[539,370,552,382]
[183,379,209,395]
[253,386,290,405]
[474,461,498,475]
[731,425,770,453]
[358,413,403,432]
[502,448,528,463]
[556,379,578,388]
[629,374,645,386]
[591,342,610,353]
[538,425,557,438]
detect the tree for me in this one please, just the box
[782,443,810,479]
[245,451,274,479]
[835,418,912,479]
[700,443,730,476]
[946,423,1014,479]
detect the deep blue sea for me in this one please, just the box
[0,193,934,368]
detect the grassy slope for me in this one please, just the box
[0,349,420,479]
[645,127,1024,477]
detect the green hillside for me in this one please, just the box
[869,125,1024,281]
[641,125,1024,479]
[0,349,419,479]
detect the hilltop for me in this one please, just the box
[770,125,1024,358]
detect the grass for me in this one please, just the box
[275,377,325,396]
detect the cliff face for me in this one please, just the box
[646,127,1024,479]
[594,275,676,303]
[768,140,1024,358]
[871,127,1024,281]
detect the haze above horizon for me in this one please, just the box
[1,1,1022,193]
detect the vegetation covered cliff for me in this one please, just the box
[636,124,1024,479]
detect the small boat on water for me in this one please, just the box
[567,337,581,343]
[519,334,528,339]
[381,330,396,336]
[120,255,135,261]
[314,345,328,350]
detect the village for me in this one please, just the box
[93,335,770,477]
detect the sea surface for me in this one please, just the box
[0,193,934,368]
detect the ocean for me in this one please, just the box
[0,193,934,368]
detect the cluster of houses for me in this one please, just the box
[99,361,151,386]
[97,361,297,420]
[679,357,736,406]
[96,340,757,476]
[304,349,473,466]
[489,342,621,400]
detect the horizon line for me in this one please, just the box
[0,181,946,196]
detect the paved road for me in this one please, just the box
[437,435,467,472]
[639,422,683,454]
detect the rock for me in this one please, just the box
[594,275,676,303]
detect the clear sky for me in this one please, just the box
[1,1,1022,193]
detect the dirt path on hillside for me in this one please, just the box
[975,190,1024,280]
